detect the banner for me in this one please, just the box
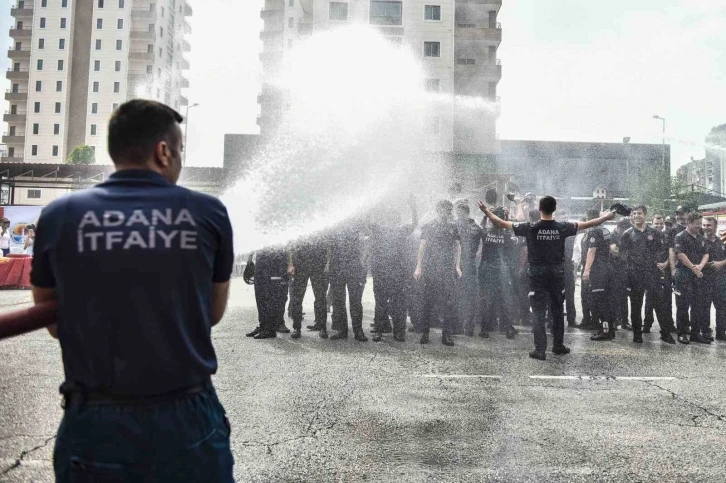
[1,206,44,249]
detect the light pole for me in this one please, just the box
[653,115,666,168]
[183,103,200,167]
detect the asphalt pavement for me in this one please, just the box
[1,281,726,483]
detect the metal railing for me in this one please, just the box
[6,68,29,72]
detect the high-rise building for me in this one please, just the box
[3,0,192,165]
[258,0,502,156]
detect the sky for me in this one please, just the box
[1,0,725,172]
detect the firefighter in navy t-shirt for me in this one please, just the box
[581,209,615,341]
[479,196,614,360]
[703,216,726,341]
[454,202,483,337]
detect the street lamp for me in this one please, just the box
[653,115,666,168]
[183,103,200,167]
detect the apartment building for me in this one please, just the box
[258,0,502,155]
[3,0,192,166]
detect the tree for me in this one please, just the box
[626,164,673,214]
[66,145,96,165]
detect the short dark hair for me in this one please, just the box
[539,196,556,215]
[632,204,647,215]
[455,203,470,215]
[686,212,702,224]
[436,199,453,212]
[617,219,632,230]
[704,216,717,225]
[653,214,663,220]
[528,209,540,223]
[108,99,183,165]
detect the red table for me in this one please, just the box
[0,255,32,290]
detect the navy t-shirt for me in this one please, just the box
[31,170,234,396]
[512,220,579,266]
[420,219,460,276]
[583,227,612,267]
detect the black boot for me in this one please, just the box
[253,330,277,340]
[420,333,430,345]
[529,350,546,360]
[246,327,261,338]
[441,333,454,346]
[552,344,571,355]
[319,328,328,339]
[291,328,301,339]
[330,330,348,340]
[354,328,368,342]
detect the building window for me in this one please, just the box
[424,41,440,58]
[160,26,164,37]
[117,19,123,29]
[370,1,402,25]
[52,146,59,157]
[98,0,104,7]
[93,81,99,92]
[91,124,97,135]
[456,58,475,64]
[28,189,41,199]
[424,5,441,21]
[40,17,46,28]
[54,124,60,135]
[115,60,121,71]
[32,123,39,134]
[55,102,62,113]
[116,39,122,50]
[158,47,162,58]
[114,81,120,93]
[31,146,38,156]
[119,0,124,7]
[34,102,40,113]
[329,2,348,20]
[35,80,42,92]
[288,17,294,28]
[62,0,67,7]
[37,59,43,70]
[41,0,47,6]
[146,65,153,74]
[161,6,164,17]
[14,41,21,51]
[60,18,67,28]
[112,102,119,111]
[97,18,103,29]
[96,39,102,50]
[94,60,101,71]
[59,38,65,49]
[56,80,62,91]
[58,59,64,70]
[38,38,45,49]
[289,0,293,5]
[92,103,98,114]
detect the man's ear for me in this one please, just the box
[154,141,171,168]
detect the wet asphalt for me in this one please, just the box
[1,280,726,482]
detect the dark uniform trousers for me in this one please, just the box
[628,270,675,336]
[421,272,457,336]
[609,266,629,325]
[588,263,613,332]
[674,270,709,336]
[644,272,675,330]
[372,267,407,337]
[580,276,592,326]
[528,265,566,352]
[564,260,577,324]
[704,275,726,335]
[288,265,329,330]
[457,263,479,333]
[330,266,366,333]
[479,264,513,331]
[255,272,289,333]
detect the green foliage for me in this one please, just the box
[626,165,672,214]
[66,145,96,165]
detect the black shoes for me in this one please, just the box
[620,322,633,331]
[441,334,455,346]
[307,323,325,331]
[291,328,301,339]
[529,350,546,361]
[465,328,475,337]
[353,329,368,342]
[420,333,430,345]
[246,327,261,338]
[372,332,383,342]
[506,327,517,339]
[633,334,643,344]
[393,334,405,342]
[678,334,690,344]
[277,323,291,334]
[642,327,652,334]
[660,333,676,344]
[591,331,613,341]
[690,334,712,344]
[479,330,490,339]
[253,330,277,339]
[552,345,571,355]
[716,332,726,341]
[319,328,328,339]
[704,333,715,342]
[330,330,348,340]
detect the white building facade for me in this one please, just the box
[3,0,192,166]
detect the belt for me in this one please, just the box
[61,378,212,409]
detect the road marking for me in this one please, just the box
[420,375,502,379]
[529,376,677,381]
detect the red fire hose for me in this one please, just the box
[0,300,58,341]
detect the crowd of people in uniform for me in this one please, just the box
[245,191,726,358]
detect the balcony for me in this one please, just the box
[455,0,501,6]
[180,57,190,70]
[128,70,152,85]
[130,28,155,40]
[455,25,502,42]
[3,112,26,123]
[11,4,34,18]
[1,156,24,163]
[5,90,28,101]
[182,39,191,53]
[180,76,189,88]
[2,134,25,145]
[261,8,283,19]
[131,7,157,19]
[260,27,284,39]
[179,95,188,106]
[6,68,29,81]
[8,49,31,60]
[184,2,193,16]
[454,61,502,80]
[129,50,155,61]
[9,26,32,39]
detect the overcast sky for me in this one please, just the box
[1,0,724,171]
